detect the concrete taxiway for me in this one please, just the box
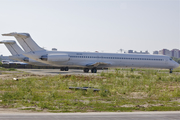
[0,112,180,120]
[18,69,106,75]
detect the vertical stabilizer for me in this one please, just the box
[2,32,45,53]
[0,40,24,56]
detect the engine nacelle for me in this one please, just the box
[40,53,70,62]
[23,57,29,62]
[9,56,26,62]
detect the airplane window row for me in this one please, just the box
[70,56,164,61]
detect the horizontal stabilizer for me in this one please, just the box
[2,32,16,36]
[2,32,29,39]
[0,40,16,44]
[86,62,111,67]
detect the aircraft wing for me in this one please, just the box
[86,62,111,67]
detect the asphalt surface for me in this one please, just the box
[0,112,180,120]
[18,69,106,75]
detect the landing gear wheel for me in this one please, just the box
[169,69,173,73]
[60,67,65,71]
[65,67,69,71]
[83,68,89,73]
[91,68,97,73]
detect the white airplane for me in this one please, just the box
[1,60,27,65]
[0,40,49,66]
[2,32,179,73]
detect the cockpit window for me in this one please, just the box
[170,58,172,61]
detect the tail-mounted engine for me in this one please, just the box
[23,57,29,62]
[40,53,70,62]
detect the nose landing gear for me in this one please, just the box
[169,69,173,73]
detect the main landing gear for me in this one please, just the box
[169,69,173,73]
[83,68,97,73]
[83,68,89,73]
[60,67,69,71]
[91,68,97,73]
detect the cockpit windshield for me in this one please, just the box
[169,58,172,61]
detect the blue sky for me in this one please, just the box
[0,0,179,55]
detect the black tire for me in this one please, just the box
[65,67,69,71]
[60,67,65,71]
[84,68,89,73]
[94,68,97,73]
[91,68,94,73]
[91,68,97,73]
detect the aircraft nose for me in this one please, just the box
[174,63,179,68]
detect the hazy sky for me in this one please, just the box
[0,0,179,55]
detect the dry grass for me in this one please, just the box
[0,67,180,112]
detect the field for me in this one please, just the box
[0,67,180,112]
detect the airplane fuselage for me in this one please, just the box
[2,32,179,73]
[23,50,179,69]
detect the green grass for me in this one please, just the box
[0,67,180,112]
[0,67,16,71]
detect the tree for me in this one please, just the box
[172,57,180,64]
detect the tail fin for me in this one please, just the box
[2,32,45,53]
[0,40,24,56]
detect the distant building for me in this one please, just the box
[52,48,57,51]
[159,49,172,57]
[171,49,180,58]
[133,50,149,54]
[127,50,149,54]
[158,48,180,58]
[128,50,133,53]
[153,51,159,54]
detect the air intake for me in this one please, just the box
[23,57,29,62]
[40,55,47,61]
